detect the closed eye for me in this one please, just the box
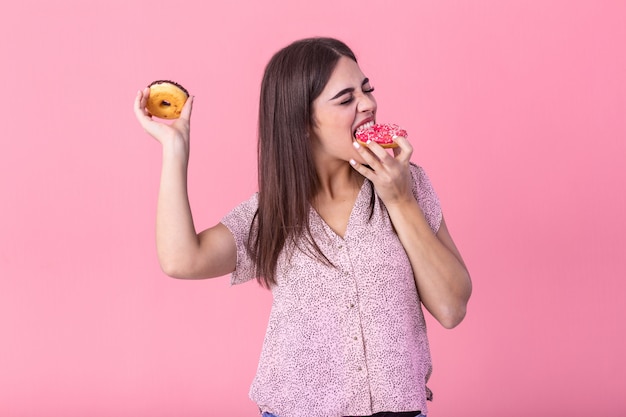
[362,78,375,94]
[340,96,354,105]
[331,78,375,104]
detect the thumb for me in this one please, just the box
[178,95,194,122]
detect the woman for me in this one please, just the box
[134,37,471,417]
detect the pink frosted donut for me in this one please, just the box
[354,123,407,148]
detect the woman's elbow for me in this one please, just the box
[437,284,472,329]
[160,262,188,279]
[438,305,468,329]
[158,256,197,279]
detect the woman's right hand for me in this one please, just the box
[133,87,235,279]
[133,87,194,151]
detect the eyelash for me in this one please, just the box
[340,87,375,105]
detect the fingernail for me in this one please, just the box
[366,140,372,145]
[353,141,360,149]
[349,159,357,166]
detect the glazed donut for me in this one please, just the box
[146,80,189,119]
[354,123,406,149]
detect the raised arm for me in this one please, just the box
[133,88,236,279]
[350,137,472,328]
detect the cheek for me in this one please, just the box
[320,115,352,138]
[312,106,357,144]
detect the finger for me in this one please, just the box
[349,158,374,180]
[138,87,151,110]
[134,88,151,114]
[391,135,413,163]
[363,139,390,160]
[133,89,142,112]
[134,89,160,135]
[178,95,194,122]
[352,141,381,168]
[133,90,151,122]
[360,139,397,171]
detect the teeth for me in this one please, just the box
[355,121,375,133]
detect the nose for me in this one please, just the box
[357,91,376,113]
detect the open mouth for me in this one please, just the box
[353,121,375,138]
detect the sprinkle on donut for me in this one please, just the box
[354,123,407,148]
[146,80,189,119]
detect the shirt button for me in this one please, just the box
[349,303,355,308]
[353,336,358,340]
[357,366,363,371]
[338,244,343,249]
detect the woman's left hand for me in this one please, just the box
[350,135,414,206]
[352,135,472,329]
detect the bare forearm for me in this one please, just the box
[348,136,471,326]
[155,142,201,276]
[387,199,472,328]
[135,91,233,279]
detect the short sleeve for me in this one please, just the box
[220,193,259,285]
[409,163,443,233]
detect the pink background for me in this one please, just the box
[1,1,625,416]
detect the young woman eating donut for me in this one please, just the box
[133,37,472,417]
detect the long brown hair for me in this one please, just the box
[248,37,358,288]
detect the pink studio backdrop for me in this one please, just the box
[1,1,625,416]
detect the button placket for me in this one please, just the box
[336,238,367,379]
[337,239,351,277]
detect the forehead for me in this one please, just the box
[323,57,366,91]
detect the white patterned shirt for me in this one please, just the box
[221,163,442,417]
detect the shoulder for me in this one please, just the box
[220,193,259,285]
[221,192,258,243]
[221,193,258,226]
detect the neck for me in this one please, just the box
[314,159,363,201]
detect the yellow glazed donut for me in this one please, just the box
[146,80,189,119]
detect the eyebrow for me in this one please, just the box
[329,78,370,100]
